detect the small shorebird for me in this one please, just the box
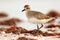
[21,5,55,33]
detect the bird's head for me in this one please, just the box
[22,5,31,12]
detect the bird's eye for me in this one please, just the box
[26,8,29,9]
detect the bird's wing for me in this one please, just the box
[29,11,50,19]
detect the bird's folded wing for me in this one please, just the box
[30,11,50,19]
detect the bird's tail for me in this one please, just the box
[47,17,56,23]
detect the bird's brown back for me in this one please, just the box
[26,11,50,19]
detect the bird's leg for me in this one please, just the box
[39,24,43,29]
[32,24,39,36]
[36,24,43,34]
[37,24,40,31]
[37,24,43,30]
[32,24,43,36]
[33,24,41,35]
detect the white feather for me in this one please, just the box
[28,18,54,24]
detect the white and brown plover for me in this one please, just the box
[22,5,55,32]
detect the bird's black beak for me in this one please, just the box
[22,9,25,12]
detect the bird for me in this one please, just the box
[21,5,55,34]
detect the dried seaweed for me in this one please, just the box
[47,10,60,18]
[17,37,36,40]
